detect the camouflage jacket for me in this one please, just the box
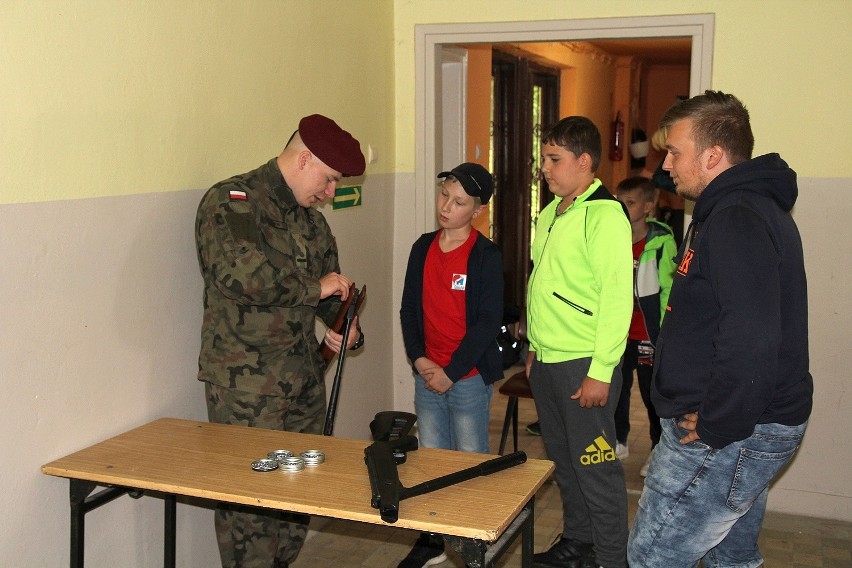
[195,159,342,396]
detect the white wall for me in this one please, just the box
[771,176,852,520]
[2,190,219,567]
[3,172,397,566]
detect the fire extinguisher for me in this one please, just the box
[609,111,624,161]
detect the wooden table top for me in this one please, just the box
[42,418,554,541]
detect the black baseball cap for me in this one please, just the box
[437,162,493,204]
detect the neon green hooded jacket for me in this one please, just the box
[526,180,633,382]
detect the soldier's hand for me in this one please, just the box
[323,316,360,353]
[319,272,353,300]
[570,376,609,408]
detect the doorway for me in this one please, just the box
[491,50,560,309]
[414,14,714,265]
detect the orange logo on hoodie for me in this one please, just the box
[677,249,694,276]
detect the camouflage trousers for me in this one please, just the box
[205,379,326,568]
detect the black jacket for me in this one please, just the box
[400,230,504,384]
[652,153,813,448]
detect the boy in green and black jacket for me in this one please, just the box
[613,176,678,476]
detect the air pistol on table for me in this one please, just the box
[364,411,527,523]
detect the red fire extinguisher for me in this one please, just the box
[609,111,624,161]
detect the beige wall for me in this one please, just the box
[392,1,852,177]
[1,1,850,566]
[0,1,396,205]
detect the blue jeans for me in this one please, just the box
[414,373,492,453]
[628,418,807,568]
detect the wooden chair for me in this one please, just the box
[497,369,533,455]
[497,310,533,455]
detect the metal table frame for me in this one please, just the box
[66,480,534,568]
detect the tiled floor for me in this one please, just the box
[294,367,851,567]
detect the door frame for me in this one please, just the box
[414,14,714,236]
[439,46,468,173]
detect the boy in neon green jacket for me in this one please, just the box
[526,116,633,568]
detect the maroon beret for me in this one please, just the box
[298,114,366,177]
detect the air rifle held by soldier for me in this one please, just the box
[320,283,366,362]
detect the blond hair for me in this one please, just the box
[650,128,667,152]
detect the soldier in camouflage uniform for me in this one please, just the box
[195,114,366,568]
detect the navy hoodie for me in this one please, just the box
[651,153,813,448]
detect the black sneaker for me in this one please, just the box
[580,553,622,568]
[533,535,593,568]
[526,421,542,436]
[397,532,448,568]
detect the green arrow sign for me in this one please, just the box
[333,185,362,210]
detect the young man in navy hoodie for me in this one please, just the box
[628,91,813,568]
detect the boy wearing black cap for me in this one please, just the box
[195,113,365,568]
[398,162,504,568]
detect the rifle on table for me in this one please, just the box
[363,411,527,523]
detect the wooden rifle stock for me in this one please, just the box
[320,283,366,362]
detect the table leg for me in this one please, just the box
[164,494,176,568]
[521,496,535,568]
[447,536,487,568]
[69,480,129,568]
[446,495,535,568]
[70,480,95,568]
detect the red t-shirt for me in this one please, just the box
[628,237,650,341]
[422,229,479,379]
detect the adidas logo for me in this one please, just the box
[580,436,616,465]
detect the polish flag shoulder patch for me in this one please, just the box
[229,190,248,201]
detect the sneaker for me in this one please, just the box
[526,421,541,436]
[615,442,629,460]
[533,534,593,567]
[397,532,447,568]
[640,448,654,477]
